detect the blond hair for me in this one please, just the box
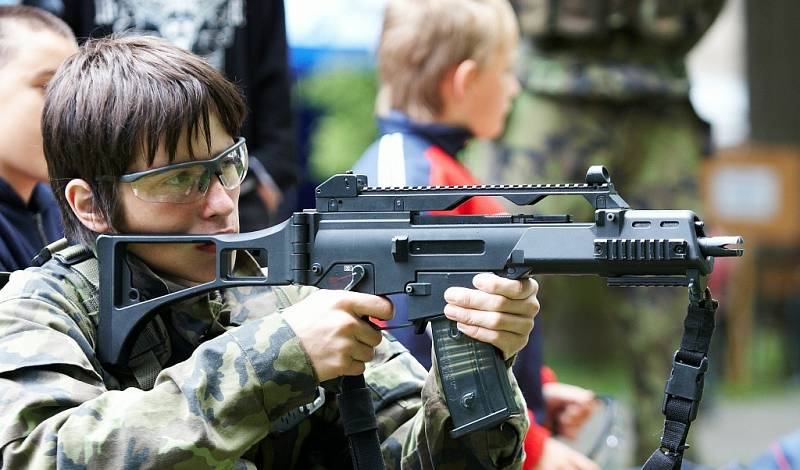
[0,5,75,67]
[377,0,517,120]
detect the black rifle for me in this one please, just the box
[96,166,742,469]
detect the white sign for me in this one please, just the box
[710,166,780,222]
[285,0,388,50]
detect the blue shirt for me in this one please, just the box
[0,178,64,272]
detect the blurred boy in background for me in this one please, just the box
[353,1,598,468]
[0,5,76,271]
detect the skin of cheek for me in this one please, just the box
[112,116,241,284]
[0,30,78,186]
[118,182,241,284]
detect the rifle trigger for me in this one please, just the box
[343,264,366,291]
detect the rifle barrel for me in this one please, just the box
[698,236,744,257]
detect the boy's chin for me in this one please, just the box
[157,255,219,286]
[164,266,217,286]
[471,123,504,140]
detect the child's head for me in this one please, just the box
[0,5,76,201]
[43,35,247,282]
[377,0,520,139]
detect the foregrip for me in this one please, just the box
[430,317,521,438]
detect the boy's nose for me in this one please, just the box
[202,177,236,218]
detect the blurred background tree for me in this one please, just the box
[295,68,377,182]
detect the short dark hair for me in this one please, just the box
[43,35,247,246]
[0,5,75,67]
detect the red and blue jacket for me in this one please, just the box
[353,111,505,214]
[354,112,553,466]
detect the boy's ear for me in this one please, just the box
[64,179,110,233]
[450,59,479,100]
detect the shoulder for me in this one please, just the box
[355,132,433,187]
[0,258,105,454]
[424,146,476,185]
[0,205,26,271]
[0,240,16,273]
[1,259,93,308]
[352,139,382,177]
[0,257,99,353]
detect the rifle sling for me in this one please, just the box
[338,374,385,470]
[644,289,718,469]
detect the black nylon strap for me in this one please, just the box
[339,386,378,435]
[644,447,679,469]
[339,374,385,470]
[643,289,718,470]
[679,301,717,353]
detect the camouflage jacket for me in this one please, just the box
[0,251,527,469]
[512,0,725,100]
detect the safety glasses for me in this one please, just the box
[119,137,248,203]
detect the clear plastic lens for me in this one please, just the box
[219,146,248,190]
[130,166,206,202]
[127,141,248,203]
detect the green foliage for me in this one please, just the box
[723,327,793,398]
[544,356,632,399]
[295,68,379,181]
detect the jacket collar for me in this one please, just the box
[123,250,264,344]
[0,178,54,212]
[378,111,473,157]
[126,249,263,299]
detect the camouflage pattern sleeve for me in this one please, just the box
[368,337,528,469]
[0,268,319,468]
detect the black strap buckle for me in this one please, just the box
[662,352,708,421]
[660,443,690,457]
[271,386,326,433]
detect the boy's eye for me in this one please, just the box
[161,170,197,187]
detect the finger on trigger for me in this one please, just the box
[342,291,394,320]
